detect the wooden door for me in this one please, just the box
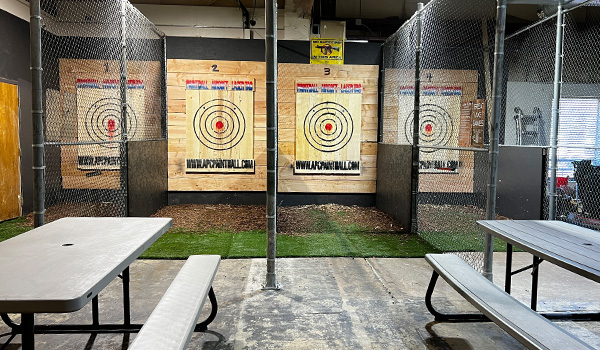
[0,81,22,221]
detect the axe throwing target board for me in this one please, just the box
[295,82,362,175]
[185,79,255,173]
[398,83,475,173]
[76,79,146,170]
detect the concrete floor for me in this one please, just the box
[1,253,599,349]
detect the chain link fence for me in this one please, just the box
[42,0,166,220]
[382,0,600,270]
[382,0,496,270]
[503,1,600,229]
[555,2,600,229]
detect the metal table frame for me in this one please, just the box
[0,270,218,350]
[0,217,218,350]
[479,219,600,321]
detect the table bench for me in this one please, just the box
[0,218,222,350]
[425,253,594,350]
[128,255,221,350]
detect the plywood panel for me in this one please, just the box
[295,82,362,175]
[278,180,376,193]
[185,79,255,173]
[167,59,379,193]
[58,59,161,189]
[0,82,22,221]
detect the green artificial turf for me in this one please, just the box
[419,230,509,253]
[138,213,440,259]
[2,209,499,259]
[139,229,438,259]
[0,217,32,241]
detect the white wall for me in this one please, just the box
[0,0,29,21]
[0,0,314,40]
[134,2,312,40]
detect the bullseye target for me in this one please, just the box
[303,101,354,153]
[193,99,246,151]
[295,81,362,174]
[403,103,455,153]
[185,79,255,173]
[85,98,138,148]
[76,79,146,171]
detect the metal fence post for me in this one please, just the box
[161,36,168,140]
[120,0,129,217]
[264,0,280,290]
[548,4,565,220]
[410,3,423,235]
[30,0,45,227]
[483,0,507,281]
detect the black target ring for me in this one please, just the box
[404,103,454,153]
[193,99,246,151]
[304,102,354,153]
[85,98,138,149]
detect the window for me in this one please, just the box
[556,98,600,177]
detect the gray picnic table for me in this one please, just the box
[0,217,172,350]
[478,219,600,318]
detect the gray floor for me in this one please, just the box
[1,253,599,349]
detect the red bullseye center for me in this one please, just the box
[108,119,116,132]
[425,123,433,133]
[325,123,333,131]
[215,121,224,130]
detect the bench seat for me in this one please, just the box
[129,255,221,350]
[425,253,593,350]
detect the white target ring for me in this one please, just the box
[84,98,137,148]
[304,101,354,153]
[193,99,246,151]
[404,104,454,153]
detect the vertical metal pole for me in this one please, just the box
[123,267,131,325]
[377,47,385,143]
[548,4,565,220]
[483,0,507,281]
[410,3,423,234]
[504,243,512,293]
[120,0,129,217]
[21,313,35,350]
[161,36,168,140]
[264,0,280,290]
[92,296,99,325]
[30,0,45,228]
[530,256,540,311]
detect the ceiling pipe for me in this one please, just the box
[236,0,253,29]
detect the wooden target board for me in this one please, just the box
[76,79,146,170]
[295,82,362,175]
[185,79,254,173]
[398,85,464,172]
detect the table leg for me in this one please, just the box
[123,267,130,325]
[21,313,34,350]
[531,255,540,311]
[505,243,512,293]
[92,296,99,325]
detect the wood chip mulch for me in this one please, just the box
[151,203,404,235]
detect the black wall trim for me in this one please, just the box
[0,10,30,82]
[167,37,381,65]
[169,192,376,207]
[167,37,266,61]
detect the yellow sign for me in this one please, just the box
[310,38,344,65]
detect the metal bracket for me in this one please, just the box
[425,272,489,322]
[509,258,544,277]
[194,287,218,332]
